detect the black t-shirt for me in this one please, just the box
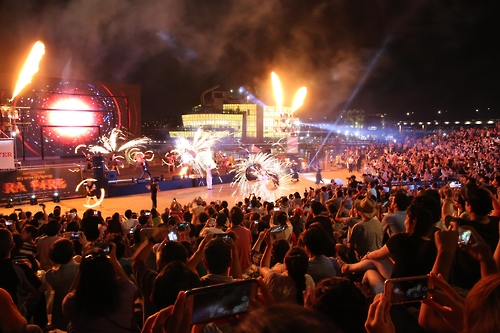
[446,215,500,289]
[386,233,437,279]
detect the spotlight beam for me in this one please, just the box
[309,35,391,168]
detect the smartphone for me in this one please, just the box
[14,208,22,211]
[39,203,44,207]
[384,275,429,304]
[253,220,259,225]
[458,227,472,245]
[173,198,176,202]
[5,221,12,226]
[94,242,110,254]
[93,210,98,216]
[449,181,461,189]
[215,233,232,242]
[270,225,287,233]
[70,232,80,239]
[178,223,189,228]
[185,279,258,324]
[168,229,179,242]
[129,227,134,234]
[273,207,280,212]
[145,211,151,216]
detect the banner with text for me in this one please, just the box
[0,139,15,170]
[0,166,83,202]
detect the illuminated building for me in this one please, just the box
[169,89,298,142]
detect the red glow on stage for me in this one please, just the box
[39,96,100,141]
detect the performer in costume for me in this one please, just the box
[85,180,98,206]
[206,167,213,190]
[140,160,152,179]
[110,153,120,175]
[82,152,92,172]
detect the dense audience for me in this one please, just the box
[1,126,500,332]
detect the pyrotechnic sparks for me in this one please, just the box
[125,148,154,164]
[12,41,45,100]
[231,153,293,202]
[172,128,219,176]
[83,128,151,162]
[292,87,307,113]
[75,178,106,208]
[271,72,283,111]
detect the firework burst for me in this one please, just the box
[76,128,151,163]
[231,153,293,202]
[172,128,218,175]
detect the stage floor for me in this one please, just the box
[0,168,360,219]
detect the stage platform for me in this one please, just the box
[0,168,358,219]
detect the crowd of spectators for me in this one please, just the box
[1,126,500,333]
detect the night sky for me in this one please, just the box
[0,0,499,124]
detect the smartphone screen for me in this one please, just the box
[458,227,471,245]
[270,225,286,233]
[273,207,280,211]
[384,275,429,304]
[168,229,178,242]
[129,227,134,234]
[185,279,258,324]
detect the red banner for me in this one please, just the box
[0,166,83,202]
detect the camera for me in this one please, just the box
[70,232,80,239]
[173,198,176,202]
[384,275,429,304]
[39,203,45,207]
[145,211,151,216]
[14,208,22,211]
[185,279,258,324]
[458,227,472,245]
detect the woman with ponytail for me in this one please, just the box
[260,230,314,304]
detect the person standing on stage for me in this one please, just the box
[147,179,160,209]
[82,152,92,173]
[85,180,98,206]
[140,160,152,180]
[206,167,213,190]
[315,168,324,188]
[110,153,120,176]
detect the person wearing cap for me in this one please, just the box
[347,197,384,261]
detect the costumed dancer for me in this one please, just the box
[206,167,213,190]
[140,160,152,180]
[85,180,98,206]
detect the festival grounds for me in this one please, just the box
[0,168,360,218]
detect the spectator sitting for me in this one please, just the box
[45,238,79,331]
[36,219,62,271]
[381,192,410,238]
[200,236,242,285]
[200,213,227,236]
[260,244,314,305]
[227,207,253,274]
[300,226,339,283]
